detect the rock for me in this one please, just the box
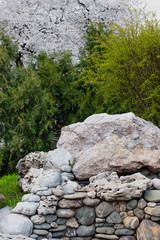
[96,201,115,218]
[57,113,160,180]
[83,197,100,207]
[61,172,75,180]
[66,218,79,228]
[96,227,115,234]
[16,152,46,177]
[63,193,87,199]
[58,199,82,208]
[77,225,95,237]
[133,208,145,220]
[20,168,62,192]
[151,216,160,221]
[52,188,64,197]
[0,206,11,221]
[57,209,75,218]
[144,190,160,202]
[115,229,135,236]
[147,202,157,207]
[12,202,39,216]
[33,229,48,235]
[56,218,67,225]
[52,232,65,238]
[43,148,74,171]
[45,215,57,223]
[137,198,147,209]
[37,200,56,216]
[65,228,77,237]
[144,206,160,216]
[151,178,160,189]
[137,219,160,240]
[0,234,33,240]
[123,217,139,229]
[50,225,66,232]
[0,214,33,236]
[127,200,137,210]
[62,180,80,195]
[36,189,52,196]
[106,212,122,224]
[30,215,46,224]
[89,172,151,201]
[95,234,119,239]
[75,206,95,225]
[34,223,51,229]
[119,237,136,240]
[22,194,40,202]
[0,194,5,202]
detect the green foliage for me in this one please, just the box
[0,174,24,208]
[80,9,160,126]
[32,51,80,126]
[76,22,122,119]
[0,29,79,174]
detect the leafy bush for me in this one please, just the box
[80,9,160,127]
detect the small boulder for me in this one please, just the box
[0,194,5,203]
[0,214,33,236]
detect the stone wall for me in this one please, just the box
[1,170,160,240]
[1,113,160,239]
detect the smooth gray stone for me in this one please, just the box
[33,229,48,235]
[56,218,67,225]
[34,223,51,229]
[22,194,40,202]
[0,214,33,236]
[144,190,160,202]
[96,201,115,218]
[61,172,75,180]
[106,211,122,224]
[127,199,138,210]
[75,206,95,225]
[77,225,95,237]
[45,215,57,223]
[115,229,135,236]
[0,206,11,222]
[36,189,52,196]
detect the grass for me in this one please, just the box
[0,174,24,209]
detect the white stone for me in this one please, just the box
[12,202,39,216]
[0,206,11,222]
[88,171,151,201]
[0,214,33,236]
[43,148,74,171]
[22,194,40,202]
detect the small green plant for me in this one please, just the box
[0,174,24,208]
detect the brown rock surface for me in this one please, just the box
[137,219,160,240]
[57,113,160,180]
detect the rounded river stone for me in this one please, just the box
[75,206,95,225]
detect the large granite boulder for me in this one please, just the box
[0,214,33,236]
[57,113,160,180]
[88,172,151,201]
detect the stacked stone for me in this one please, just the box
[0,188,156,240]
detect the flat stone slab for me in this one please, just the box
[144,190,160,202]
[63,193,87,199]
